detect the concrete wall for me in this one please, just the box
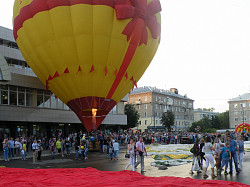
[0,105,127,125]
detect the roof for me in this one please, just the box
[229,93,250,102]
[130,86,194,101]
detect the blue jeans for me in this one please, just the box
[66,147,70,155]
[84,148,88,158]
[221,158,229,169]
[75,150,79,159]
[114,150,119,158]
[9,148,14,158]
[4,147,9,161]
[230,151,239,172]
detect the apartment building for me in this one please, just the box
[128,86,194,132]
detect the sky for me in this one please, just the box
[1,0,250,113]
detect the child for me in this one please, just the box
[219,142,231,175]
[21,148,26,160]
[22,141,27,160]
[109,145,114,160]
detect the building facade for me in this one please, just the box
[128,87,194,132]
[228,93,250,129]
[0,26,127,140]
[193,109,219,122]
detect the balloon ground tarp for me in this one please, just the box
[0,168,248,187]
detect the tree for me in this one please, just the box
[161,111,175,132]
[124,104,140,128]
[218,111,229,129]
[211,115,221,129]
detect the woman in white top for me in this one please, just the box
[125,139,135,171]
[203,136,216,179]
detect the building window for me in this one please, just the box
[144,112,147,117]
[144,104,147,109]
[1,86,8,104]
[234,111,238,115]
[240,103,246,108]
[155,104,158,109]
[155,96,157,101]
[139,121,141,125]
[234,104,237,108]
[156,120,158,124]
[241,117,246,121]
[137,105,140,110]
[234,118,238,121]
[43,90,50,108]
[9,86,17,105]
[144,96,147,101]
[159,105,162,109]
[18,87,25,106]
[145,120,147,125]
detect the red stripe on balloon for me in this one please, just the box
[13,0,115,40]
[106,19,144,99]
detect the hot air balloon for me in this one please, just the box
[13,0,161,131]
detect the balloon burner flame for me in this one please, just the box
[92,108,98,129]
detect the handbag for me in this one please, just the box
[125,153,130,158]
[139,151,143,156]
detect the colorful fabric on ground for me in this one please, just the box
[0,167,248,186]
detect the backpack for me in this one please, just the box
[190,143,199,155]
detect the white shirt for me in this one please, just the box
[113,142,119,151]
[32,142,38,150]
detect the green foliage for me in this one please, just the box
[204,128,217,133]
[124,104,140,128]
[160,111,175,132]
[218,111,229,129]
[189,111,229,132]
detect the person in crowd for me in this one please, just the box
[213,138,221,174]
[8,137,15,158]
[2,139,9,162]
[135,137,147,172]
[37,140,42,161]
[199,138,205,169]
[56,139,62,154]
[203,136,216,179]
[15,138,22,157]
[227,136,240,174]
[125,139,136,171]
[65,140,71,156]
[219,141,231,175]
[103,136,108,153]
[190,139,202,174]
[217,134,224,171]
[75,140,80,160]
[83,139,89,160]
[21,147,26,160]
[61,138,65,157]
[32,140,38,163]
[50,140,56,159]
[109,143,114,160]
[113,140,119,160]
[22,141,27,160]
[237,135,245,171]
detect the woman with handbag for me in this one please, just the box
[125,139,135,171]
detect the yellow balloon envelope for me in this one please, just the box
[13,0,161,131]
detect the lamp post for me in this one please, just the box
[241,104,245,133]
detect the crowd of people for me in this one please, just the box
[189,133,246,179]
[1,130,249,177]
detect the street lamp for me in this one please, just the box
[241,104,245,133]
